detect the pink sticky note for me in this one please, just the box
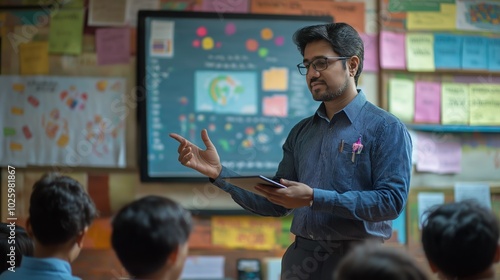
[201,0,249,13]
[95,28,131,65]
[361,34,378,72]
[380,31,406,69]
[263,95,288,117]
[416,133,462,174]
[414,81,441,124]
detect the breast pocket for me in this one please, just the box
[333,144,368,192]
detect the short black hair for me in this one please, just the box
[111,196,193,278]
[0,223,34,273]
[293,22,364,85]
[421,200,499,278]
[29,173,98,245]
[335,241,428,280]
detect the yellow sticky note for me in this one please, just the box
[407,4,456,31]
[19,41,50,75]
[262,68,288,91]
[406,33,435,72]
[211,216,278,250]
[469,84,500,125]
[389,78,415,123]
[441,83,469,125]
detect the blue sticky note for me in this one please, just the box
[462,36,488,70]
[488,38,500,72]
[434,34,462,69]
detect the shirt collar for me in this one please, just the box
[315,89,367,123]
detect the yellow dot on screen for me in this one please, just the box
[261,28,273,40]
[202,37,214,50]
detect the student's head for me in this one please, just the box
[421,200,500,279]
[0,223,34,272]
[293,23,364,86]
[28,173,97,261]
[111,196,193,280]
[335,241,429,280]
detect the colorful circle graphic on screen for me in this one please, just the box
[192,39,200,48]
[225,22,236,35]
[246,39,258,52]
[196,26,207,37]
[209,75,243,105]
[261,28,273,40]
[258,47,268,57]
[202,37,214,50]
[275,36,285,46]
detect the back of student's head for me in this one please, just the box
[29,173,97,245]
[335,241,429,280]
[111,195,193,278]
[421,200,499,279]
[0,223,34,273]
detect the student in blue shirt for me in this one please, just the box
[0,173,98,280]
[170,22,412,279]
[0,223,34,273]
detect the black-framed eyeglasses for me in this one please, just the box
[296,56,350,75]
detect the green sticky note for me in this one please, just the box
[389,78,415,123]
[470,84,500,125]
[3,127,16,137]
[406,33,435,72]
[441,83,469,125]
[48,9,84,55]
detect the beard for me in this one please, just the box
[311,75,349,102]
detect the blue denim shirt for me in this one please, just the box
[212,90,412,241]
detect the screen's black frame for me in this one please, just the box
[137,10,333,182]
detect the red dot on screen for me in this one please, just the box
[196,26,207,37]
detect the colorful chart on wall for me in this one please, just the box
[0,76,126,167]
[456,0,500,33]
[137,11,332,181]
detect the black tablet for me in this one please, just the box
[222,175,286,196]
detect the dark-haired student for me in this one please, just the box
[0,223,34,273]
[0,173,98,280]
[335,241,429,280]
[422,200,500,280]
[111,195,193,280]
[170,22,412,279]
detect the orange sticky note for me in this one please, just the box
[10,142,23,151]
[11,107,24,115]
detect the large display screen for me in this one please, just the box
[137,11,332,181]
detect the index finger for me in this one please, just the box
[169,133,185,144]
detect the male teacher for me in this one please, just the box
[170,22,412,279]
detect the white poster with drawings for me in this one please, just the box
[0,76,126,167]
